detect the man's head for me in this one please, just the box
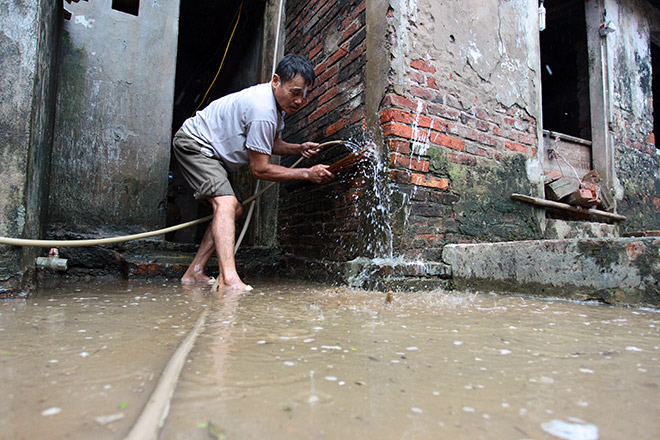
[272,54,315,115]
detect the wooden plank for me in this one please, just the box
[542,132,592,180]
[545,177,580,201]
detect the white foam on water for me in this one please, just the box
[541,419,599,440]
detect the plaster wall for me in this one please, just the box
[604,0,660,232]
[49,0,179,233]
[0,0,61,284]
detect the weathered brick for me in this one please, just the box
[430,133,465,151]
[382,93,422,111]
[327,44,349,67]
[382,122,413,138]
[308,97,341,123]
[318,85,338,106]
[415,233,444,245]
[387,138,412,155]
[309,41,323,60]
[449,152,477,166]
[476,120,490,132]
[410,85,434,100]
[380,108,410,124]
[428,191,460,204]
[410,201,452,216]
[427,102,458,120]
[390,153,430,172]
[314,60,327,77]
[415,114,447,132]
[407,71,426,85]
[409,172,450,189]
[411,58,436,73]
[517,132,536,146]
[326,117,348,136]
[349,108,366,125]
[317,64,339,85]
[505,140,527,153]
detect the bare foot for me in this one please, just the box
[181,269,212,284]
[210,275,252,291]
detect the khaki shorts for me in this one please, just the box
[172,129,237,201]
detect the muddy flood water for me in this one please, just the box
[1,279,658,440]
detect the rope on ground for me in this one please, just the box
[123,307,209,440]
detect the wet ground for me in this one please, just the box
[1,279,658,439]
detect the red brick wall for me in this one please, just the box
[381,65,541,258]
[278,0,369,263]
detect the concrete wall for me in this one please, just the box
[49,0,179,234]
[605,0,660,233]
[444,237,660,307]
[0,0,61,286]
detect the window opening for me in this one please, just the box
[112,0,139,16]
[652,42,659,149]
[540,0,591,140]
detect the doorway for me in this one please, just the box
[167,0,267,243]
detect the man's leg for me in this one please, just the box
[208,195,249,290]
[181,223,215,284]
[181,199,243,285]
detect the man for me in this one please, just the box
[172,54,333,290]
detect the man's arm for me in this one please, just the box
[248,149,333,184]
[272,136,321,158]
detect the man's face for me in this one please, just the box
[272,74,309,115]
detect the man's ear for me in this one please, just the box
[272,73,281,87]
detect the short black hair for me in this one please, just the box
[275,54,315,87]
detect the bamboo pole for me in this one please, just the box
[511,193,626,221]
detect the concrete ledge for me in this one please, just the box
[442,238,660,307]
[344,257,453,291]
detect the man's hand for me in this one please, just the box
[300,142,321,158]
[306,164,334,184]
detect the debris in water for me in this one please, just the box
[94,412,125,426]
[385,290,393,304]
[41,407,61,416]
[207,421,228,440]
[626,346,643,352]
[540,419,599,440]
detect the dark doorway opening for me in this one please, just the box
[167,0,267,243]
[540,0,591,140]
[652,42,659,149]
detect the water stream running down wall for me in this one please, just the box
[341,123,451,290]
[1,279,658,439]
